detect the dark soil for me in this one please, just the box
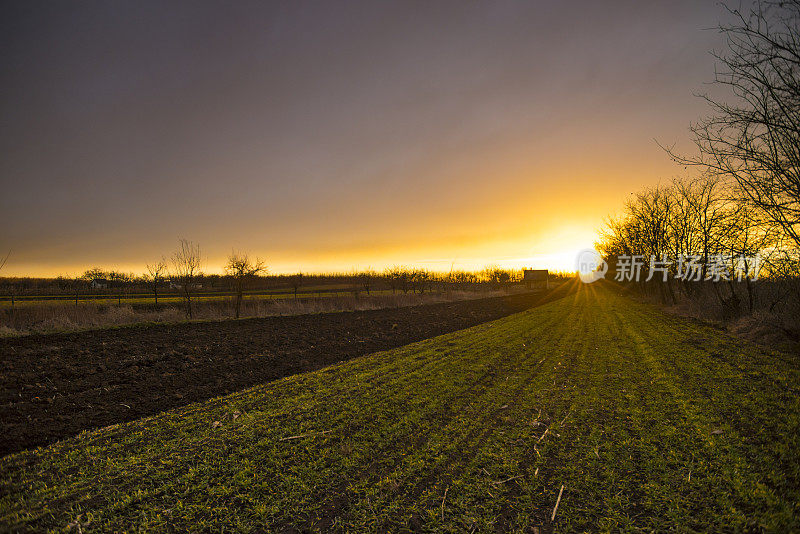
[0,282,576,456]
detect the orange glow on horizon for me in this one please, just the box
[3,222,597,278]
[1,146,680,278]
[1,2,725,281]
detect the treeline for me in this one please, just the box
[597,1,800,321]
[596,175,798,314]
[0,239,532,320]
[0,269,522,291]
[0,265,524,297]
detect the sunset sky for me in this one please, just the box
[1,1,731,277]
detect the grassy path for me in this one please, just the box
[2,283,799,532]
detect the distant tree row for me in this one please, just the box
[0,238,527,320]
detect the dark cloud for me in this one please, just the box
[0,1,728,274]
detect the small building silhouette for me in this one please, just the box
[523,269,548,290]
[90,278,109,289]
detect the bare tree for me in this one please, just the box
[667,1,800,247]
[358,269,375,295]
[449,270,478,291]
[288,272,303,299]
[145,258,168,305]
[413,269,430,294]
[724,196,781,311]
[106,270,132,305]
[82,267,109,286]
[73,276,82,306]
[399,268,410,293]
[674,175,732,279]
[226,252,266,319]
[482,266,506,290]
[172,239,202,319]
[384,266,402,294]
[764,247,800,312]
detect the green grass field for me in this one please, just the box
[2,283,799,532]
